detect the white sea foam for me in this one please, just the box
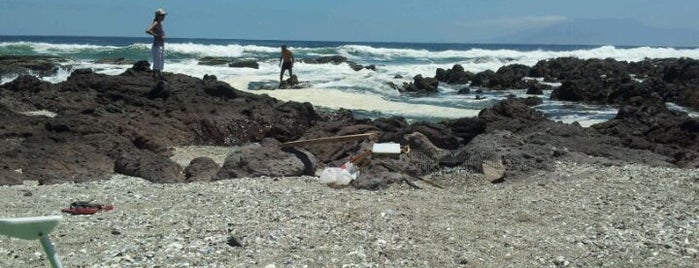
[339,44,699,62]
[19,110,57,118]
[4,40,699,122]
[0,41,120,54]
[164,43,280,57]
[553,116,608,127]
[230,83,480,120]
[0,74,19,85]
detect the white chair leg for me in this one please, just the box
[40,235,63,268]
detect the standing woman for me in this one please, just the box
[146,8,167,80]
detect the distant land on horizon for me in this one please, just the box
[489,18,699,47]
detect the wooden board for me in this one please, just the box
[281,132,378,148]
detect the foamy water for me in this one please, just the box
[2,37,698,122]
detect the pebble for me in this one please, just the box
[0,160,696,267]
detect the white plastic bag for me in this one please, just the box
[319,162,359,186]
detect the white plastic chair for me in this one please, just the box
[0,215,63,268]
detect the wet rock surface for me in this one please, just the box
[0,59,697,189]
[0,55,68,77]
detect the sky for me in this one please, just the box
[1,0,698,45]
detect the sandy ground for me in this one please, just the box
[0,147,697,267]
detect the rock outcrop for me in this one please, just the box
[1,58,696,188]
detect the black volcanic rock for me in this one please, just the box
[1,56,697,187]
[229,60,260,69]
[435,64,473,84]
[302,55,348,64]
[302,55,374,72]
[95,57,135,65]
[184,157,219,182]
[399,74,439,94]
[215,139,317,179]
[592,96,699,167]
[0,55,67,77]
[198,57,232,66]
[470,70,497,89]
[0,64,327,185]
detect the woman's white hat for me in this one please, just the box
[155,8,167,16]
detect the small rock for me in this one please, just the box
[553,256,569,267]
[226,236,242,247]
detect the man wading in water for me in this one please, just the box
[279,45,295,87]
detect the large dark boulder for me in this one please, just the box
[17,134,117,185]
[469,70,497,89]
[530,57,583,81]
[435,64,473,84]
[658,58,699,109]
[478,98,547,132]
[184,157,220,182]
[469,65,531,90]
[404,122,461,150]
[198,57,233,66]
[0,168,23,185]
[551,75,636,104]
[399,74,439,94]
[131,60,151,72]
[214,139,317,179]
[592,96,699,167]
[678,87,699,110]
[114,150,184,183]
[229,60,260,69]
[525,80,551,95]
[302,55,348,64]
[301,55,373,72]
[531,57,630,82]
[441,117,487,144]
[492,64,531,89]
[0,55,67,77]
[0,75,53,93]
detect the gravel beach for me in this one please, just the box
[1,147,697,267]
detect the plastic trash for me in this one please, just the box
[319,162,359,186]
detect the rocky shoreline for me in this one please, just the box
[0,55,698,266]
[0,57,697,189]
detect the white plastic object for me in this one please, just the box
[372,143,401,154]
[0,216,64,268]
[319,162,359,186]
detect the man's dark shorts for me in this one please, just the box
[282,62,293,70]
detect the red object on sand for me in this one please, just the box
[61,202,114,215]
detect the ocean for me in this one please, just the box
[2,35,699,125]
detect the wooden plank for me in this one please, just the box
[281,132,378,148]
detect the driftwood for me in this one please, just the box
[281,132,378,148]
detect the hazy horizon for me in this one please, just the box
[1,0,698,47]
